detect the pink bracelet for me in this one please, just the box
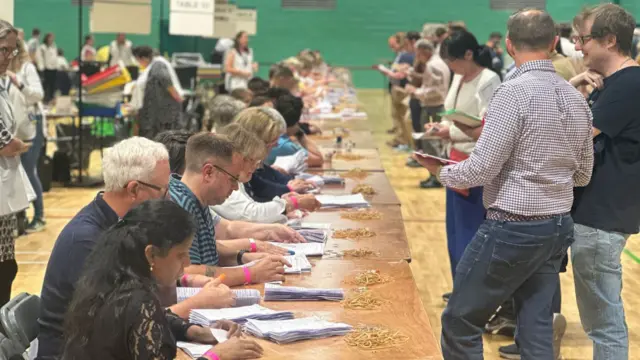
[180,274,189,287]
[203,350,220,360]
[242,266,252,285]
[287,184,294,192]
[290,196,299,210]
[249,239,257,253]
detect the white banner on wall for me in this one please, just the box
[0,0,14,25]
[90,0,152,34]
[170,0,215,37]
[211,3,236,38]
[234,8,257,35]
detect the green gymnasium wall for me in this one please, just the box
[13,0,623,88]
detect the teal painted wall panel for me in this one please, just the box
[11,0,633,87]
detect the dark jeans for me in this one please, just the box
[20,115,45,221]
[409,97,422,132]
[442,215,574,360]
[43,69,57,103]
[0,259,18,308]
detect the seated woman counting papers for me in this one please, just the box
[62,200,263,360]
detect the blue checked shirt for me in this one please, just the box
[169,174,222,265]
[439,60,594,215]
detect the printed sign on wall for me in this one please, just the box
[170,0,215,37]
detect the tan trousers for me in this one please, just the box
[390,86,412,146]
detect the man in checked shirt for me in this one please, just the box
[414,9,594,359]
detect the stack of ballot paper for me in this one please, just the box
[297,173,345,187]
[296,229,329,243]
[264,283,344,301]
[244,317,353,344]
[177,329,228,358]
[272,150,308,175]
[271,242,325,256]
[315,194,370,208]
[190,305,294,326]
[177,288,261,307]
[283,254,312,273]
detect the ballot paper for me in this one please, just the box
[264,283,344,301]
[190,304,294,326]
[287,221,333,230]
[177,288,261,307]
[297,173,345,187]
[413,151,459,165]
[244,317,353,344]
[296,229,329,243]
[315,194,370,209]
[177,329,229,359]
[271,242,325,256]
[283,254,312,273]
[438,109,483,128]
[272,150,308,175]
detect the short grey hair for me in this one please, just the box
[208,94,246,131]
[415,39,435,52]
[102,137,169,192]
[588,4,635,56]
[507,8,556,51]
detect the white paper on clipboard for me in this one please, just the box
[413,152,459,165]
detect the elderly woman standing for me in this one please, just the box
[0,19,35,307]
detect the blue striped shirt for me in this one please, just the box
[169,174,221,265]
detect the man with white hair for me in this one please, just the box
[36,137,234,360]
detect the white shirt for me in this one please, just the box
[560,37,583,59]
[56,56,69,71]
[81,45,97,61]
[9,62,44,141]
[225,48,253,91]
[37,44,58,71]
[109,40,137,67]
[211,183,288,223]
[441,68,501,155]
[26,38,39,54]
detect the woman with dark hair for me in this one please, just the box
[81,34,96,62]
[133,45,184,139]
[37,32,57,103]
[224,31,257,91]
[63,199,263,360]
[423,29,501,300]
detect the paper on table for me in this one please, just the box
[438,109,483,128]
[177,287,261,307]
[264,283,344,301]
[177,328,229,359]
[271,242,325,256]
[283,254,312,273]
[413,151,459,165]
[244,317,352,344]
[189,304,294,325]
[315,194,370,209]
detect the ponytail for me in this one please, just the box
[440,30,494,70]
[473,45,494,69]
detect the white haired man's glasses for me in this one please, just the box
[124,180,169,198]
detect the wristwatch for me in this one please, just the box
[237,250,248,265]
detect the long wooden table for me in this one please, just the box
[308,130,377,149]
[318,148,385,172]
[178,260,440,360]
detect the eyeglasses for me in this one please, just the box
[125,180,169,198]
[572,34,596,45]
[0,47,18,59]
[213,164,240,183]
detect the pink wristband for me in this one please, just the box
[287,184,294,192]
[250,241,257,253]
[290,196,299,210]
[180,274,189,287]
[204,350,220,360]
[242,266,252,284]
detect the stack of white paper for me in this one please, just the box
[190,304,294,326]
[244,317,353,344]
[177,288,261,307]
[283,254,312,273]
[271,242,325,256]
[177,329,228,358]
[272,150,308,175]
[315,194,370,208]
[296,229,328,243]
[297,173,345,187]
[264,283,344,301]
[288,222,332,230]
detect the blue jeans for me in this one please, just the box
[445,187,485,279]
[441,215,574,360]
[572,224,629,360]
[19,115,45,221]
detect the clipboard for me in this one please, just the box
[438,109,483,128]
[413,151,459,165]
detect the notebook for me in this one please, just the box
[270,242,325,256]
[244,317,353,344]
[177,328,229,358]
[315,194,370,209]
[189,304,294,326]
[177,287,261,307]
[438,109,483,128]
[264,283,344,301]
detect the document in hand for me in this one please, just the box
[177,328,229,359]
[413,151,459,165]
[316,194,370,209]
[272,150,308,175]
[412,132,440,140]
[438,109,483,128]
[244,317,353,344]
[177,287,262,307]
[271,241,325,256]
[283,253,312,273]
[264,283,344,301]
[189,304,294,326]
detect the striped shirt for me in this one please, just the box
[439,60,594,215]
[169,174,222,265]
